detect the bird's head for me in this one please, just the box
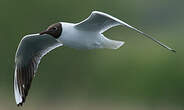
[40,22,62,39]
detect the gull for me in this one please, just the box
[14,11,175,106]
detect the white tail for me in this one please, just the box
[102,37,125,49]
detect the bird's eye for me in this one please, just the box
[52,27,57,31]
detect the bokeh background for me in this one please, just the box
[0,0,183,110]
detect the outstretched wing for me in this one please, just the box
[75,11,175,52]
[14,34,62,106]
[75,11,121,33]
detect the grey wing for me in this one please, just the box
[75,11,135,33]
[14,34,62,106]
[75,11,175,52]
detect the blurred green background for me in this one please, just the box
[0,0,183,110]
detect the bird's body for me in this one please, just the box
[59,22,123,49]
[59,22,102,49]
[13,11,175,106]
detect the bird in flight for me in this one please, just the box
[14,11,175,106]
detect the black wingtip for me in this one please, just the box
[17,97,25,107]
[171,49,176,53]
[17,103,23,107]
